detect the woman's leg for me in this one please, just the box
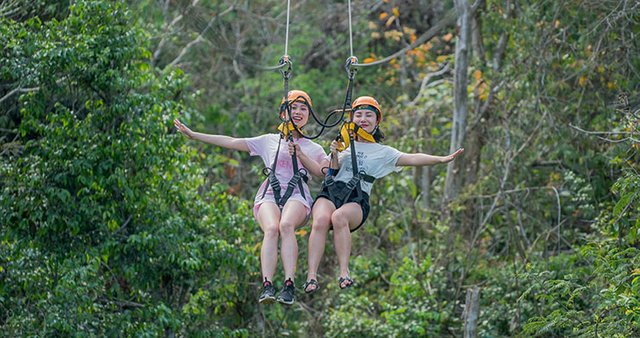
[279,200,308,282]
[306,199,336,287]
[330,202,363,285]
[256,202,281,282]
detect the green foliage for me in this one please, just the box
[0,0,71,22]
[2,0,639,336]
[321,253,454,337]
[519,245,640,337]
[1,0,256,335]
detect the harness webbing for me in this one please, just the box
[259,54,309,208]
[261,137,284,203]
[322,66,377,206]
[259,131,309,208]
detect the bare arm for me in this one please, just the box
[289,142,329,177]
[396,148,464,166]
[174,119,249,152]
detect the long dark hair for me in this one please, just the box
[372,125,385,143]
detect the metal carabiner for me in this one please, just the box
[279,55,293,79]
[344,56,358,79]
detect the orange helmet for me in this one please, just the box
[351,96,382,122]
[281,89,313,108]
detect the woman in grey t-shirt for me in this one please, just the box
[294,96,463,292]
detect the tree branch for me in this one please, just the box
[166,5,235,69]
[0,87,40,104]
[408,63,451,106]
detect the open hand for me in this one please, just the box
[173,119,194,139]
[444,147,464,163]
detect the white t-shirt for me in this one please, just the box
[246,133,326,212]
[332,141,403,195]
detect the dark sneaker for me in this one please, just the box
[259,280,276,304]
[276,278,295,305]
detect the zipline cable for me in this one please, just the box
[284,0,291,56]
[348,0,354,57]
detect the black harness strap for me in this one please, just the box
[260,135,284,203]
[322,63,377,206]
[322,57,358,202]
[279,133,308,206]
[259,133,309,208]
[333,124,375,206]
[259,55,309,208]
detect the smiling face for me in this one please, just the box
[352,108,378,133]
[288,101,310,128]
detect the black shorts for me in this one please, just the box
[315,181,370,232]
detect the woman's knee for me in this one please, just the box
[278,221,296,235]
[263,225,279,239]
[311,213,332,231]
[330,211,350,230]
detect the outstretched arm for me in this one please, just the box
[174,119,249,152]
[288,142,330,178]
[396,148,464,167]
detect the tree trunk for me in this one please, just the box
[463,286,481,338]
[444,0,471,205]
[414,110,433,211]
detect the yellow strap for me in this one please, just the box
[277,121,303,138]
[337,122,376,151]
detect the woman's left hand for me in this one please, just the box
[444,147,465,163]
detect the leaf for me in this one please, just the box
[443,32,453,42]
[613,192,635,217]
[578,75,587,86]
[385,16,396,28]
[474,69,482,82]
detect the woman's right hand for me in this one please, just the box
[173,119,194,139]
[288,142,302,156]
[329,140,339,156]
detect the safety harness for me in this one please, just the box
[257,0,383,208]
[259,128,309,208]
[321,57,377,206]
[259,56,310,208]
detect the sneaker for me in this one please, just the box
[276,278,295,305]
[259,279,276,304]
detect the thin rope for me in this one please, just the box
[348,0,353,56]
[285,0,291,56]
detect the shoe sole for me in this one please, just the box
[259,296,276,304]
[276,298,294,305]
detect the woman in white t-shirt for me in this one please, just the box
[174,90,327,305]
[293,96,464,292]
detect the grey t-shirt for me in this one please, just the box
[333,141,403,195]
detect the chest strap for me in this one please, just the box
[322,134,375,206]
[260,134,308,208]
